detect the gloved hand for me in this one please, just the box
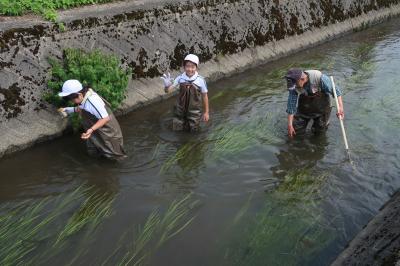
[58,108,68,118]
[58,107,75,118]
[160,72,173,88]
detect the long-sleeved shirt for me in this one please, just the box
[286,74,342,115]
[64,91,109,119]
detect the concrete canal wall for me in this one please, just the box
[1,0,400,158]
[332,190,400,265]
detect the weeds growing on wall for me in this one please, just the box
[44,48,130,131]
[0,0,115,22]
[46,48,130,110]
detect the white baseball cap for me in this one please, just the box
[184,54,199,66]
[58,80,83,97]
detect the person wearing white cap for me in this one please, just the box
[160,54,210,131]
[58,79,126,160]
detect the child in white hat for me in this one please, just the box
[161,54,210,131]
[58,80,126,160]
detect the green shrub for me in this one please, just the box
[0,0,115,22]
[44,48,130,131]
[45,48,130,109]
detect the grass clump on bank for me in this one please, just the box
[0,0,115,22]
[46,48,130,110]
[44,48,130,130]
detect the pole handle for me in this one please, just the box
[330,76,349,151]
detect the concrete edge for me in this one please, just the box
[1,4,400,159]
[331,190,400,265]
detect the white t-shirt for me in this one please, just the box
[79,93,109,119]
[173,72,208,93]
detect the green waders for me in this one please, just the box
[294,91,332,134]
[172,82,202,132]
[81,104,127,160]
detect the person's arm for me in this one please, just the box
[336,95,344,120]
[202,93,209,122]
[81,116,110,139]
[288,114,295,137]
[286,90,298,137]
[81,96,111,139]
[58,107,78,117]
[321,74,344,119]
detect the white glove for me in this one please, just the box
[160,72,173,88]
[58,108,68,118]
[58,107,75,118]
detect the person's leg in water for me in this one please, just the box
[312,107,332,134]
[187,109,201,132]
[86,138,102,158]
[293,115,309,135]
[173,102,186,131]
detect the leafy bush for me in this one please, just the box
[44,48,130,132]
[45,48,131,110]
[0,0,115,21]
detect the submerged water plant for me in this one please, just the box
[159,113,283,174]
[0,185,198,266]
[103,194,198,266]
[0,185,115,265]
[209,113,283,159]
[224,168,338,266]
[345,43,377,90]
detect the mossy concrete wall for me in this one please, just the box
[1,0,400,157]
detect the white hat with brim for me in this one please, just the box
[58,79,83,97]
[184,54,199,66]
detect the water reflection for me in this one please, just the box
[271,133,329,179]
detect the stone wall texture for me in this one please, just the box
[1,0,400,157]
[332,190,400,265]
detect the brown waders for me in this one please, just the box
[172,82,202,132]
[294,91,332,134]
[81,104,127,160]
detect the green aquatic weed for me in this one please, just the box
[44,48,131,131]
[0,185,115,265]
[103,194,198,266]
[224,168,337,266]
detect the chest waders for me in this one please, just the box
[294,70,332,134]
[173,82,202,132]
[81,100,127,160]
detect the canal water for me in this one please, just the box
[1,17,400,266]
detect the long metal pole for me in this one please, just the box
[330,76,349,151]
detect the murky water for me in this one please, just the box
[2,17,400,266]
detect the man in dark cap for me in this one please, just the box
[285,68,344,138]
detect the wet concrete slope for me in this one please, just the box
[332,190,400,266]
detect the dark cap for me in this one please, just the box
[284,68,303,89]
